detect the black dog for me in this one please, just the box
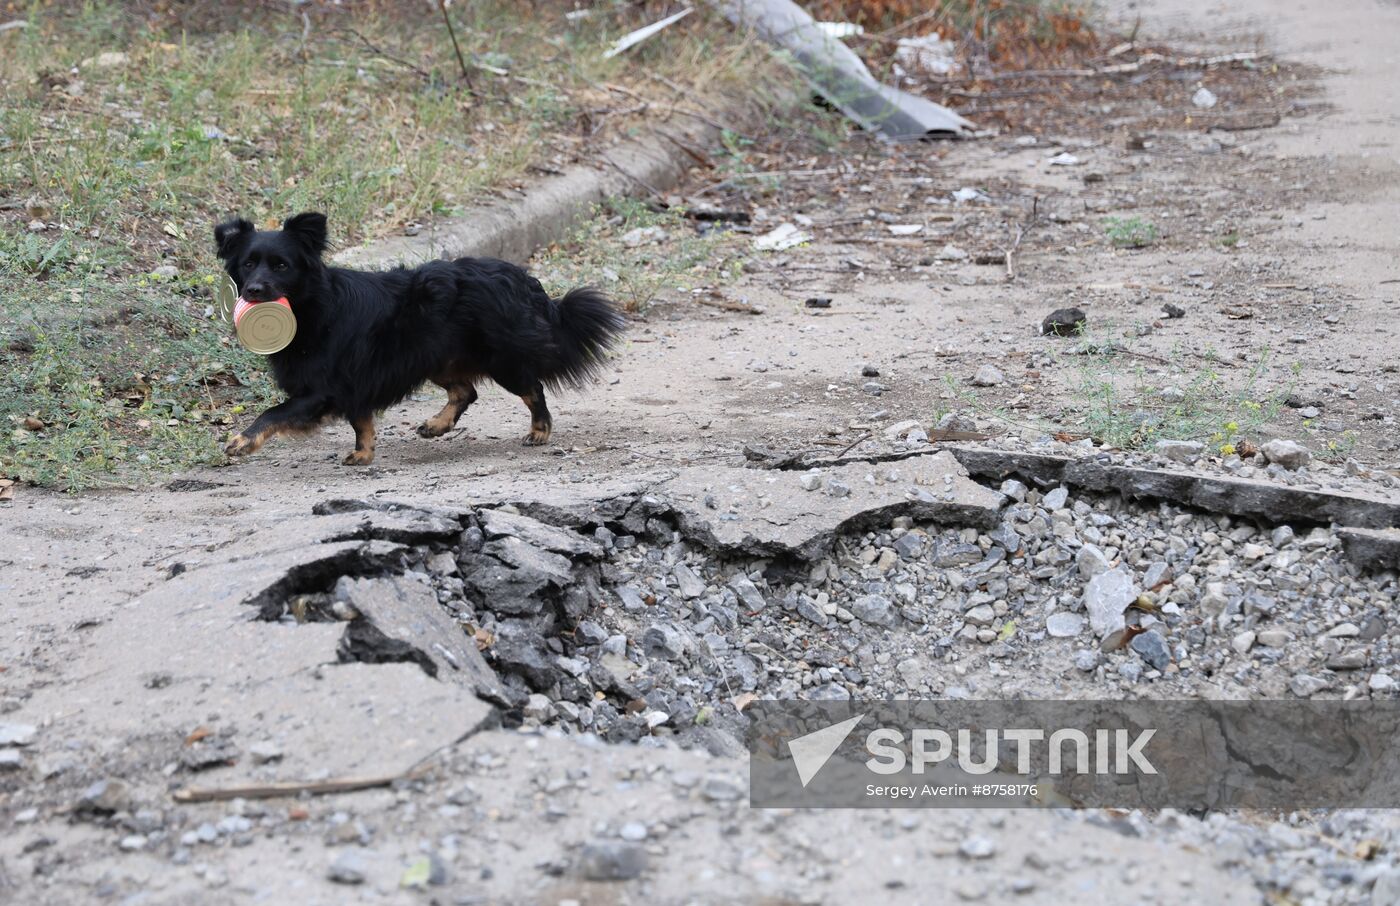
[214,212,624,465]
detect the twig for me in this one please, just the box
[598,152,665,200]
[172,769,423,803]
[0,19,28,33]
[833,432,873,458]
[436,0,475,91]
[333,26,431,80]
[694,296,762,314]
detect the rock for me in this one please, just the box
[610,588,648,614]
[674,564,707,599]
[1260,439,1312,470]
[578,841,649,879]
[0,722,37,747]
[798,472,823,491]
[1155,440,1204,464]
[426,552,458,576]
[999,479,1027,501]
[1191,86,1218,109]
[1042,487,1069,511]
[934,542,983,567]
[0,750,23,771]
[1369,674,1396,693]
[1271,525,1295,548]
[1256,630,1291,648]
[1232,631,1256,655]
[826,479,852,498]
[959,836,996,859]
[808,682,850,701]
[642,623,689,661]
[861,363,880,377]
[1076,544,1111,578]
[618,821,648,842]
[971,364,1004,387]
[883,419,921,439]
[894,532,926,560]
[1130,630,1171,670]
[937,244,969,261]
[964,604,996,626]
[77,779,133,814]
[851,595,897,627]
[1041,307,1086,337]
[1327,649,1369,671]
[797,598,829,627]
[150,265,179,280]
[1161,303,1185,319]
[936,412,978,433]
[327,847,370,885]
[1083,568,1138,638]
[1074,650,1099,672]
[248,741,283,764]
[1289,673,1329,697]
[523,693,555,722]
[1045,612,1085,638]
[728,574,767,612]
[620,225,667,247]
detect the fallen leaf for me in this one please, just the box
[732,692,757,712]
[161,221,186,240]
[184,725,212,746]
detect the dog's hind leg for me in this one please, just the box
[343,414,377,466]
[518,382,553,446]
[417,379,478,438]
[225,396,329,458]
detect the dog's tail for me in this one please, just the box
[541,287,626,391]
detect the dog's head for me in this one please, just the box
[213,212,328,303]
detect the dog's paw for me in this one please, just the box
[343,449,375,466]
[521,431,550,447]
[224,434,257,457]
[416,422,448,439]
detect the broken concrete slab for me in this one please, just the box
[478,508,604,559]
[335,575,506,704]
[941,446,1400,530]
[709,0,971,139]
[1337,527,1400,571]
[642,452,1004,560]
[15,538,496,794]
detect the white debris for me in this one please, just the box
[754,223,813,252]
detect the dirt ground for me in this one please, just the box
[3,0,1400,903]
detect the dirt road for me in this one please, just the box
[3,0,1399,903]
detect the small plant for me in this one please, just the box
[1103,217,1158,249]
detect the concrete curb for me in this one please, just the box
[332,113,729,270]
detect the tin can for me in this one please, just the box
[233,296,297,355]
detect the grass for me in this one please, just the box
[531,197,745,313]
[948,321,1300,456]
[0,1,784,489]
[1103,216,1158,249]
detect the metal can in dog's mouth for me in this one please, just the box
[233,296,297,355]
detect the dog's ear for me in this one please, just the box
[282,212,329,257]
[213,218,255,260]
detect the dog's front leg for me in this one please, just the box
[225,396,329,458]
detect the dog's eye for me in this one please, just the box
[242,261,255,270]
[272,261,288,271]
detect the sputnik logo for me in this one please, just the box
[787,713,866,787]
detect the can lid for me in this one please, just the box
[215,274,238,322]
[235,301,297,354]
